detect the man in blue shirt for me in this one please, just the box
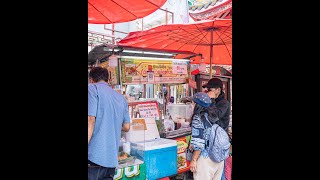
[88,67,130,180]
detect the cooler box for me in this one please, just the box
[131,138,177,180]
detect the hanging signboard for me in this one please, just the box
[120,58,189,84]
[187,78,197,89]
[172,60,188,75]
[109,55,118,67]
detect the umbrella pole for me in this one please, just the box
[209,31,213,78]
[209,44,213,78]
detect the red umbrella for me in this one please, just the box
[118,19,232,77]
[89,0,167,24]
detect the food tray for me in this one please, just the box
[118,156,136,165]
[161,127,191,138]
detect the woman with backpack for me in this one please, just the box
[189,92,225,180]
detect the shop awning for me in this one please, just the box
[88,44,197,65]
[88,0,167,24]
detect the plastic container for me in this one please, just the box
[181,122,190,128]
[131,138,177,180]
[123,142,131,154]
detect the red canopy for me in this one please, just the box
[88,0,167,24]
[118,19,232,65]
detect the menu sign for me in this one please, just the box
[137,103,159,118]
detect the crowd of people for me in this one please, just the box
[88,67,232,180]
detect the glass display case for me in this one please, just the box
[160,103,194,138]
[166,103,193,123]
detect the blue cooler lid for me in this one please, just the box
[132,138,177,151]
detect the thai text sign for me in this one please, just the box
[138,103,159,118]
[172,60,188,75]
